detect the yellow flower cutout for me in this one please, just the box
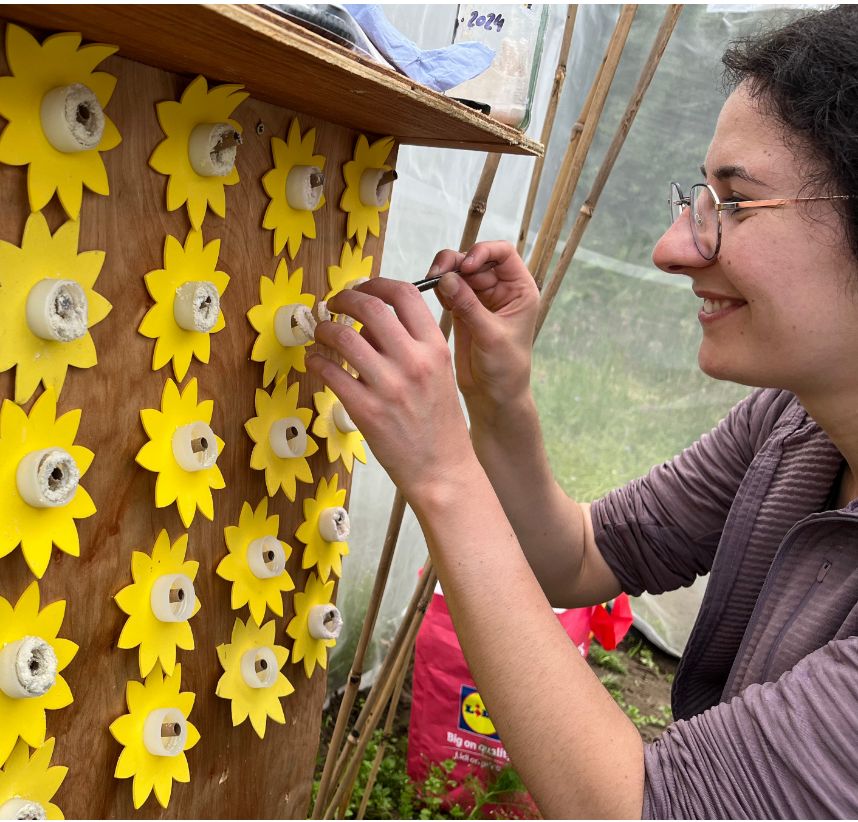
[0,582,77,766]
[109,664,200,810]
[286,573,338,679]
[340,134,395,248]
[325,240,372,334]
[0,738,67,820]
[115,530,201,678]
[312,386,367,473]
[327,240,373,297]
[215,617,295,739]
[216,498,295,626]
[0,389,96,578]
[0,211,112,405]
[136,378,226,528]
[296,475,350,582]
[262,117,326,259]
[247,258,316,387]
[149,75,248,231]
[245,380,318,501]
[138,230,229,382]
[0,24,121,219]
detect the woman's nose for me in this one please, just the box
[652,208,714,274]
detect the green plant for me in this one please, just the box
[589,644,628,675]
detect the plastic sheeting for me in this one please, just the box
[329,3,810,687]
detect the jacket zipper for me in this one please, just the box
[759,558,831,681]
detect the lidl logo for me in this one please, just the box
[458,685,499,740]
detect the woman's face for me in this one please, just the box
[652,84,858,397]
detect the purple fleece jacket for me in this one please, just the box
[591,388,858,819]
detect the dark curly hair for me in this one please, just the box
[722,5,858,262]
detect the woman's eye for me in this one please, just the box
[725,198,754,219]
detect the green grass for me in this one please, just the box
[533,258,747,500]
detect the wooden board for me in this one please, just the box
[0,34,391,819]
[0,4,543,157]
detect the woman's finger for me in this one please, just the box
[353,277,442,342]
[461,240,532,284]
[305,352,368,417]
[427,248,467,276]
[326,288,415,353]
[312,320,385,386]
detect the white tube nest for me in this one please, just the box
[174,281,220,332]
[171,422,218,472]
[0,797,48,820]
[143,708,188,757]
[150,574,195,623]
[318,507,350,542]
[240,647,278,689]
[16,448,80,508]
[359,168,396,208]
[0,636,58,699]
[286,165,325,211]
[188,122,241,177]
[40,83,105,153]
[307,604,343,641]
[274,304,316,346]
[269,417,308,459]
[26,279,88,342]
[246,536,286,579]
[332,402,358,434]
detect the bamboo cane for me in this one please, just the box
[525,75,594,279]
[355,644,412,820]
[339,639,414,819]
[324,566,437,819]
[535,4,683,337]
[517,5,578,256]
[322,557,434,811]
[528,5,638,288]
[315,146,504,814]
[461,153,503,251]
[311,493,407,818]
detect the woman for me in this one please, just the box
[306,6,858,818]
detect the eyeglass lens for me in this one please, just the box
[669,182,684,224]
[690,184,718,259]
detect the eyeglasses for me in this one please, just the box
[669,181,854,260]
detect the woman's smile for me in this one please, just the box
[693,288,747,325]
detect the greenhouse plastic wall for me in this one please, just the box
[329,3,810,688]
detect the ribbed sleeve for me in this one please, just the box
[642,637,858,819]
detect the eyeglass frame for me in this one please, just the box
[669,181,854,260]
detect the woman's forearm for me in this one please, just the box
[467,391,621,607]
[411,456,645,819]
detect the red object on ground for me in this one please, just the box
[407,590,602,817]
[590,592,634,651]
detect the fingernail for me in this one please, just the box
[438,271,460,297]
[428,264,441,276]
[463,254,474,266]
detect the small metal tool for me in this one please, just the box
[412,261,497,293]
[412,274,444,292]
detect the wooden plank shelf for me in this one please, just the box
[1,3,544,156]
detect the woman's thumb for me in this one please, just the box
[438,272,492,333]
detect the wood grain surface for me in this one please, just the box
[0,29,392,819]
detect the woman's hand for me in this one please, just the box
[306,278,474,504]
[429,241,540,416]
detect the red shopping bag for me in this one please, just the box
[407,590,597,817]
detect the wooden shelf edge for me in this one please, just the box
[0,3,544,157]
